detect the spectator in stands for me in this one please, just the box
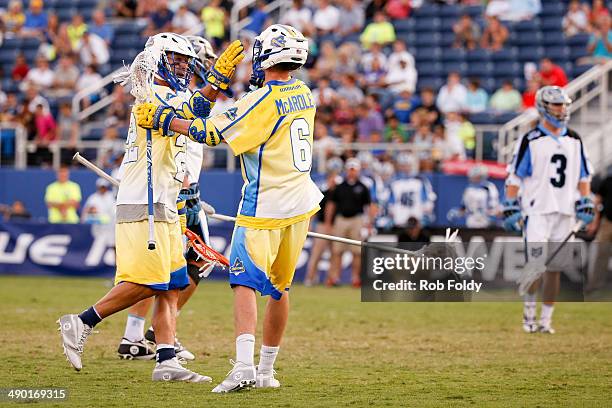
[450,112,474,158]
[384,114,409,142]
[49,54,79,98]
[313,78,338,107]
[115,0,138,18]
[589,0,610,27]
[172,4,199,34]
[107,85,131,126]
[337,0,365,38]
[3,200,32,221]
[22,0,48,37]
[24,84,49,114]
[45,165,81,224]
[0,93,20,122]
[325,158,374,287]
[362,54,387,89]
[3,0,26,35]
[356,102,384,141]
[361,42,388,73]
[11,52,29,81]
[335,42,361,76]
[67,14,87,50]
[360,11,396,49]
[201,0,226,47]
[56,103,79,161]
[537,57,569,87]
[333,97,357,135]
[385,0,411,20]
[585,14,612,63]
[281,0,313,36]
[489,80,522,112]
[76,65,104,109]
[313,41,339,80]
[522,78,540,109]
[33,103,57,165]
[480,16,509,51]
[243,0,271,36]
[466,78,488,113]
[82,178,115,225]
[314,0,340,38]
[146,0,174,35]
[337,74,364,105]
[88,9,114,45]
[53,24,73,57]
[563,0,590,37]
[437,72,468,114]
[78,30,110,68]
[23,56,54,90]
[313,121,339,161]
[385,40,417,93]
[453,13,481,50]
[416,87,442,126]
[389,88,418,124]
[412,123,434,161]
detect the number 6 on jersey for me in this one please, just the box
[290,118,312,172]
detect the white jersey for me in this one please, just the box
[462,181,499,228]
[389,175,436,227]
[83,191,116,224]
[116,83,190,221]
[507,125,591,216]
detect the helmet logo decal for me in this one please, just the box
[271,35,286,48]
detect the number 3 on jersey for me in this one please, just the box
[290,118,312,172]
[550,154,566,188]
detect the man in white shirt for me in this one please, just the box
[78,30,110,67]
[172,4,200,33]
[436,72,468,114]
[24,56,54,89]
[281,0,312,34]
[386,41,417,93]
[313,0,340,35]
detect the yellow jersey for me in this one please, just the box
[209,78,323,229]
[116,84,189,223]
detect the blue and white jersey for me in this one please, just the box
[506,125,591,216]
[389,175,436,227]
[462,181,500,228]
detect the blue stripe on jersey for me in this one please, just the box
[270,115,286,136]
[253,142,266,216]
[580,143,590,178]
[240,151,261,217]
[266,78,297,86]
[515,146,532,178]
[154,93,170,107]
[221,87,273,133]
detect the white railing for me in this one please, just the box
[497,60,612,170]
[230,0,289,40]
[0,124,27,169]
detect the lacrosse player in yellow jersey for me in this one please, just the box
[116,35,221,363]
[135,24,323,392]
[57,33,245,382]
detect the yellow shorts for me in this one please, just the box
[115,220,188,290]
[229,218,310,299]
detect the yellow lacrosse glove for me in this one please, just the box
[187,117,222,146]
[134,102,177,135]
[177,91,215,120]
[205,40,245,91]
[177,198,187,235]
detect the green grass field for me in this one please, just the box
[1,276,611,407]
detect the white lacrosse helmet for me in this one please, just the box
[468,164,488,182]
[186,35,217,72]
[535,85,572,128]
[396,153,419,176]
[145,32,198,92]
[255,24,308,70]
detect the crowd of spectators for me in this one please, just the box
[0,0,610,171]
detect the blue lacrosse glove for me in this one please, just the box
[177,91,214,120]
[249,39,265,91]
[575,196,595,225]
[502,198,523,232]
[179,183,201,227]
[447,207,463,222]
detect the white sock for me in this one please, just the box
[258,345,279,375]
[124,314,145,342]
[540,304,554,327]
[523,294,537,321]
[236,333,255,366]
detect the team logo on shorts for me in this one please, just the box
[230,258,245,276]
[224,107,238,121]
[531,247,543,258]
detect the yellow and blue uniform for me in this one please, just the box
[207,78,323,299]
[114,83,190,291]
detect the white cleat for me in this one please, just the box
[152,358,211,382]
[538,325,556,334]
[211,360,256,393]
[174,338,196,362]
[256,369,280,389]
[523,322,538,333]
[57,314,92,371]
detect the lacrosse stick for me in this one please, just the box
[517,220,584,296]
[185,229,229,277]
[115,49,160,250]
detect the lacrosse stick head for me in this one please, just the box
[185,229,230,272]
[129,49,159,104]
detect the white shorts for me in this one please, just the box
[524,213,576,271]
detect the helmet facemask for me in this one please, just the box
[158,51,195,92]
[536,86,572,129]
